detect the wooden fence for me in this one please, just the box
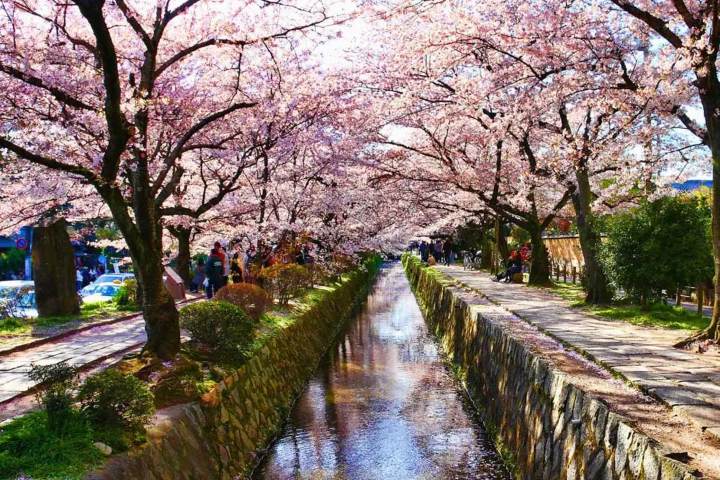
[543,235,713,307]
[543,235,585,284]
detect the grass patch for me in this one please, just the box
[0,410,104,480]
[40,301,134,326]
[0,317,25,334]
[0,301,139,336]
[546,282,709,331]
[548,282,587,307]
[254,285,337,343]
[250,305,304,352]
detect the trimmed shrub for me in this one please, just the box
[214,283,272,320]
[28,362,79,435]
[113,279,139,309]
[77,369,154,434]
[259,263,312,305]
[179,300,255,361]
[601,195,713,304]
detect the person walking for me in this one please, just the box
[81,268,92,287]
[205,247,224,299]
[243,245,256,282]
[443,238,454,265]
[213,241,228,287]
[230,248,242,284]
[419,241,429,262]
[76,269,83,291]
[190,261,205,293]
[433,239,443,263]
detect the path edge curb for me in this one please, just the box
[0,297,199,357]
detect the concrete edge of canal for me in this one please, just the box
[402,255,701,480]
[83,261,381,480]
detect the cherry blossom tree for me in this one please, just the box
[0,0,332,358]
[356,0,684,291]
[588,0,720,342]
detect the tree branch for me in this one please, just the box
[672,105,709,143]
[0,136,97,181]
[151,101,257,198]
[72,0,129,182]
[671,0,702,30]
[114,0,152,48]
[610,0,683,48]
[0,63,96,111]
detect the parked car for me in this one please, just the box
[0,280,37,318]
[15,289,37,318]
[93,273,135,285]
[80,282,122,303]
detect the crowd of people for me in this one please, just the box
[190,239,315,299]
[417,238,456,266]
[1,270,26,281]
[412,237,533,284]
[75,266,105,291]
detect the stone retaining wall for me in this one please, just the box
[402,256,694,480]
[86,262,380,480]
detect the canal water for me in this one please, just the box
[254,264,509,480]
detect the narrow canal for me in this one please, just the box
[254,264,509,480]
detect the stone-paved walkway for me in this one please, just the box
[435,265,720,441]
[0,296,202,410]
[0,316,146,404]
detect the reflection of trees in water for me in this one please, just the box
[400,366,509,479]
[256,265,508,479]
[396,334,440,364]
[320,360,342,469]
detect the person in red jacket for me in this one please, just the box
[495,250,522,282]
[519,242,531,262]
[213,241,228,286]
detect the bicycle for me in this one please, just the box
[462,250,483,270]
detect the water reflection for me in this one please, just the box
[253,264,509,480]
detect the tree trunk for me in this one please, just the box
[31,218,80,317]
[697,283,704,316]
[137,256,179,359]
[673,70,720,346]
[700,87,720,342]
[102,189,180,359]
[169,226,192,287]
[527,220,551,285]
[707,151,720,340]
[481,237,494,269]
[572,166,612,304]
[494,216,509,262]
[127,231,179,359]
